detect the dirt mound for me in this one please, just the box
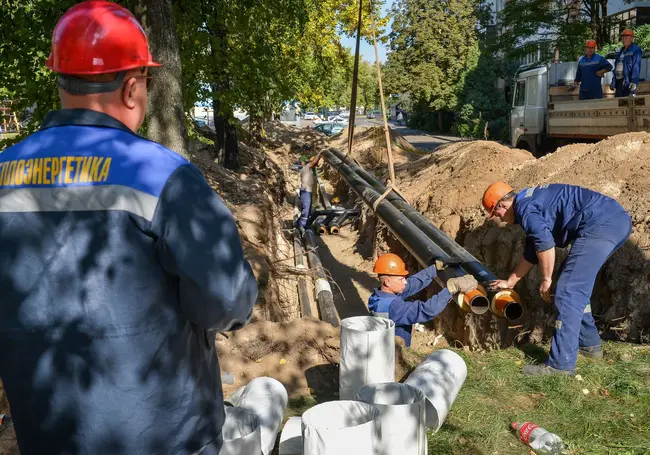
[363,134,650,346]
[217,318,422,400]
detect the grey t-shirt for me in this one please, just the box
[300,165,314,192]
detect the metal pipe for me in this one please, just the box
[317,175,332,210]
[303,228,340,327]
[323,149,523,317]
[327,148,523,319]
[329,209,361,235]
[293,229,312,318]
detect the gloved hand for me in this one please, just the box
[630,82,637,92]
[446,275,478,294]
[567,82,577,92]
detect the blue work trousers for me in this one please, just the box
[579,89,602,100]
[546,211,632,371]
[297,189,312,228]
[615,84,636,98]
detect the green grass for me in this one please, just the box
[285,342,650,455]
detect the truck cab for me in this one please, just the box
[510,65,548,153]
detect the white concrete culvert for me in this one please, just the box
[226,377,288,455]
[301,400,381,455]
[404,349,467,432]
[356,382,427,455]
[219,407,262,455]
[339,316,395,400]
[279,416,303,455]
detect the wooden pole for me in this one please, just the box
[369,0,396,183]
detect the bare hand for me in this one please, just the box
[488,279,510,291]
[539,278,552,303]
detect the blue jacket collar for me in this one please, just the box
[41,109,133,134]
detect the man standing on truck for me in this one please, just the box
[483,182,632,377]
[571,40,612,100]
[0,2,258,454]
[612,29,643,97]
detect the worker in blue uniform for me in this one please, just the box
[368,254,478,347]
[0,3,257,455]
[483,182,632,376]
[570,39,612,100]
[612,29,643,97]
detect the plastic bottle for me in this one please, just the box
[511,422,565,454]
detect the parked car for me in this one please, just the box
[367,110,379,119]
[193,118,208,128]
[339,111,350,119]
[314,122,345,136]
[303,111,317,120]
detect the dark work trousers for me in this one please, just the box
[297,189,312,228]
[546,210,632,371]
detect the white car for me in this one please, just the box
[339,111,350,119]
[303,112,317,120]
[328,115,348,124]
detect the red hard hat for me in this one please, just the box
[46,1,161,75]
[621,29,635,38]
[585,40,597,48]
[482,182,514,217]
[374,254,408,276]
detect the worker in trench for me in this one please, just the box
[0,2,258,454]
[484,182,632,376]
[612,29,643,98]
[570,39,612,100]
[295,150,322,235]
[368,253,479,347]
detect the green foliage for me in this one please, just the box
[383,0,480,113]
[602,24,650,55]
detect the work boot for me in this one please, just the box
[579,345,603,359]
[522,364,574,377]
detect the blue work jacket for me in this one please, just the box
[575,54,612,98]
[0,109,258,455]
[612,43,643,90]
[368,265,452,347]
[513,184,627,264]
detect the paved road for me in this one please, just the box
[355,117,460,152]
[296,117,461,152]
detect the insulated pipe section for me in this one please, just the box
[327,148,523,320]
[490,289,523,321]
[329,209,361,235]
[456,284,489,315]
[303,228,340,327]
[293,230,313,318]
[317,175,332,210]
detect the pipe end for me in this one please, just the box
[457,285,490,314]
[330,226,340,235]
[490,289,523,321]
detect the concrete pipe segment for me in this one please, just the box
[301,401,381,455]
[404,349,467,432]
[339,316,395,400]
[357,382,427,455]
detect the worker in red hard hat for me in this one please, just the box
[483,182,631,377]
[612,29,643,97]
[0,2,257,454]
[570,39,612,100]
[368,253,478,347]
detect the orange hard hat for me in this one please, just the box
[585,40,597,48]
[374,253,408,276]
[482,182,514,217]
[46,1,161,75]
[621,29,635,38]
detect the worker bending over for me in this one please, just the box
[483,182,631,376]
[612,29,643,97]
[0,2,258,454]
[369,254,478,347]
[571,40,612,100]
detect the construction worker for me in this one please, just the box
[570,40,612,100]
[0,3,257,454]
[612,29,643,97]
[295,151,322,234]
[368,254,478,347]
[483,182,632,376]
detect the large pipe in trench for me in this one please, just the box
[322,151,490,316]
[293,191,313,317]
[326,149,523,321]
[303,228,340,327]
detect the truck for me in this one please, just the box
[509,56,650,155]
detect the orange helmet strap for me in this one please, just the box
[57,71,128,96]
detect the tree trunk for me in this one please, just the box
[134,0,188,158]
[600,0,608,46]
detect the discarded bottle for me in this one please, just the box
[511,422,565,454]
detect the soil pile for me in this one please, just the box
[381,133,650,346]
